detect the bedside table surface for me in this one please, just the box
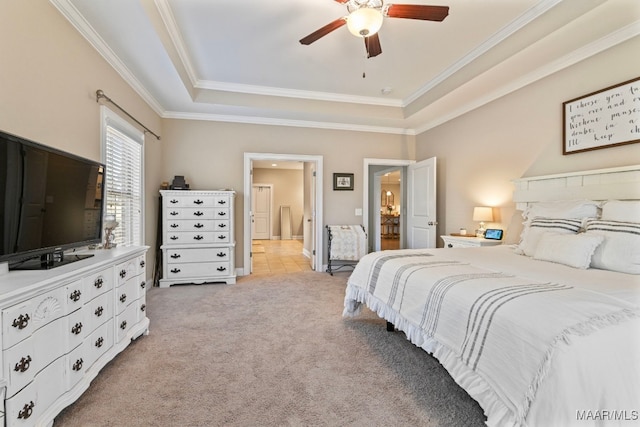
[441,235,502,248]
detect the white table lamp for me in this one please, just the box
[473,207,493,237]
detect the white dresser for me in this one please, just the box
[0,246,148,427]
[160,190,236,286]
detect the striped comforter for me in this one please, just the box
[343,249,640,426]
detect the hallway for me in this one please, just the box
[251,239,312,274]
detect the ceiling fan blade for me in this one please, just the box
[365,33,382,58]
[299,18,346,45]
[385,4,449,21]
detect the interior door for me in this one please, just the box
[251,185,271,240]
[406,157,437,249]
[309,164,316,270]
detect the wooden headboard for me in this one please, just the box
[512,165,640,211]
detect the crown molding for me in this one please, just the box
[162,111,415,135]
[50,0,165,116]
[413,21,640,135]
[404,0,562,107]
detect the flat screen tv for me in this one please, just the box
[0,130,105,270]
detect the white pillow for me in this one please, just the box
[601,200,640,222]
[503,210,524,245]
[523,200,600,221]
[516,217,583,256]
[533,233,604,269]
[585,220,640,275]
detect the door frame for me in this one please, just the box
[363,158,414,252]
[373,166,404,252]
[244,153,324,274]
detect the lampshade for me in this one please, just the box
[473,207,493,222]
[347,8,383,37]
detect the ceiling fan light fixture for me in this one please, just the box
[347,7,383,37]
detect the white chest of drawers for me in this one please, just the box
[0,246,148,427]
[160,190,236,286]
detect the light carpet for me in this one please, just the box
[54,271,486,426]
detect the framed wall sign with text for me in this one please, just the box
[563,77,640,155]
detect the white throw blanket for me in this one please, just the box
[328,225,367,261]
[344,249,640,426]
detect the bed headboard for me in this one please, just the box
[512,165,640,211]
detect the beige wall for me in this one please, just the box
[160,119,416,266]
[0,1,163,268]
[253,168,304,238]
[416,36,640,245]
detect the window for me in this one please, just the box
[101,106,144,247]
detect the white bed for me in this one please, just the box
[343,166,640,427]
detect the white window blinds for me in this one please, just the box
[101,107,143,247]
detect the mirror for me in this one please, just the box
[280,205,292,240]
[381,190,394,208]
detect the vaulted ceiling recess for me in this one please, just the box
[299,0,449,58]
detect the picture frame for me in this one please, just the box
[562,76,640,155]
[333,173,354,191]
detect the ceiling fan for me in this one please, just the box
[299,0,449,58]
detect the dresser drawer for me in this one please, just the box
[83,266,114,301]
[85,291,113,335]
[64,279,85,313]
[164,194,215,208]
[166,262,232,279]
[4,314,67,397]
[165,231,217,244]
[2,287,67,350]
[5,356,65,425]
[116,302,138,343]
[115,257,138,287]
[66,343,85,390]
[115,274,142,315]
[166,247,230,264]
[165,207,215,220]
[85,320,113,371]
[166,219,215,232]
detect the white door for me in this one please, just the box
[251,185,271,240]
[309,165,316,270]
[406,157,437,249]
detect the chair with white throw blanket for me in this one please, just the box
[326,225,367,275]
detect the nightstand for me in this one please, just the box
[441,235,502,248]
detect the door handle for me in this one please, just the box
[428,221,438,226]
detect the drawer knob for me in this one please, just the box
[12,314,30,330]
[170,253,181,259]
[141,304,146,312]
[216,252,226,257]
[217,235,226,240]
[95,306,104,317]
[120,320,127,330]
[72,358,84,372]
[194,199,204,205]
[71,322,83,335]
[69,289,82,302]
[18,401,35,420]
[217,200,227,205]
[171,268,181,274]
[14,355,32,373]
[217,266,227,272]
[170,199,179,204]
[94,277,104,289]
[140,260,145,268]
[447,244,453,248]
[218,223,227,228]
[140,281,146,289]
[217,211,227,216]
[194,235,204,241]
[120,294,127,303]
[170,223,179,228]
[170,236,179,241]
[95,337,104,348]
[120,269,127,278]
[170,211,179,216]
[194,223,204,228]
[194,211,204,216]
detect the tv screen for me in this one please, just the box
[0,130,105,269]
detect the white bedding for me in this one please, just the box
[343,245,640,427]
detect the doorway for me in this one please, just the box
[363,157,437,251]
[244,153,324,275]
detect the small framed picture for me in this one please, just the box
[333,173,354,191]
